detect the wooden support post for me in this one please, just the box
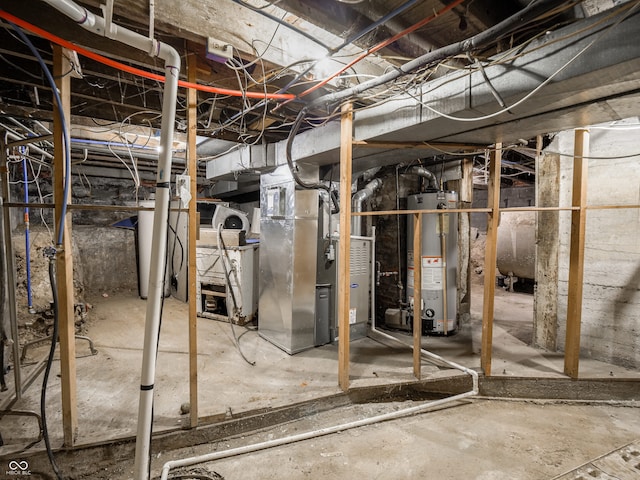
[53,45,77,446]
[564,129,589,378]
[338,103,353,391]
[412,213,422,379]
[480,143,502,376]
[186,54,199,428]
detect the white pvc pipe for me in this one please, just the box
[40,2,180,480]
[149,0,155,43]
[158,227,478,480]
[160,389,477,480]
[369,325,479,393]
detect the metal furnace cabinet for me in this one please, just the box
[195,242,259,325]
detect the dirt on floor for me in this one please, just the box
[72,399,640,480]
[8,227,131,360]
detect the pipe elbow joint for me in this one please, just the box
[158,42,181,69]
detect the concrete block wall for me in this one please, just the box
[552,123,640,369]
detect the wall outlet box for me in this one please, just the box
[206,37,233,63]
[176,174,190,194]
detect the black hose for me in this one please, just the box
[216,225,255,367]
[42,246,64,480]
[285,108,340,214]
[310,0,567,110]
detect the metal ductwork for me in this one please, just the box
[208,6,640,192]
[409,166,438,190]
[351,178,382,236]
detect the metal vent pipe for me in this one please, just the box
[409,165,438,190]
[351,178,382,236]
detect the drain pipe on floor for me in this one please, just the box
[158,229,477,480]
[159,388,476,480]
[39,2,180,480]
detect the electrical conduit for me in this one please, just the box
[20,150,35,313]
[39,2,180,480]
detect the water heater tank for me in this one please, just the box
[406,191,458,334]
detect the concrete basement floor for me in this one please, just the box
[1,280,639,479]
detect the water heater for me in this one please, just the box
[406,191,458,334]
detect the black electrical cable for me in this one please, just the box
[216,225,255,367]
[285,107,340,214]
[230,0,332,51]
[310,0,567,110]
[167,472,224,480]
[168,213,185,289]
[42,247,64,480]
[144,194,174,480]
[9,20,71,480]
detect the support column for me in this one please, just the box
[53,45,77,445]
[564,129,589,378]
[0,136,22,399]
[187,54,198,428]
[412,213,422,379]
[338,103,353,391]
[534,136,560,350]
[480,143,502,376]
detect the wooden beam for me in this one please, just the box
[412,213,422,379]
[564,129,589,378]
[187,54,199,428]
[480,143,502,376]
[338,102,353,392]
[53,45,77,446]
[352,140,484,152]
[6,134,54,148]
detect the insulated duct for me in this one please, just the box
[409,166,438,190]
[351,178,382,236]
[39,2,181,480]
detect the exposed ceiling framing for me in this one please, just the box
[0,0,637,191]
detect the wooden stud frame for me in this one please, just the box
[187,54,199,427]
[338,103,353,391]
[480,143,502,376]
[412,213,423,379]
[564,129,589,378]
[53,45,77,446]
